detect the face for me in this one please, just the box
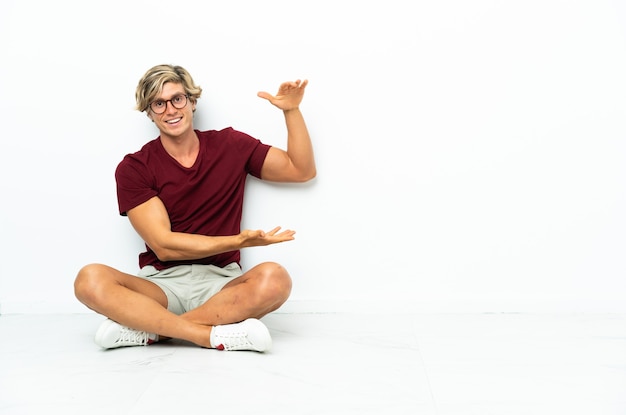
[148,82,196,139]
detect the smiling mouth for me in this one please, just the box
[166,117,182,124]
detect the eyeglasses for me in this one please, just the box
[149,94,189,114]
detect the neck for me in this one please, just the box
[160,129,199,168]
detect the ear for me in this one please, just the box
[147,112,154,122]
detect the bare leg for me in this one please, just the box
[74,261,292,348]
[74,264,213,348]
[180,262,292,326]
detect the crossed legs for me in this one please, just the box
[73,262,292,348]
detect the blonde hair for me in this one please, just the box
[135,64,202,112]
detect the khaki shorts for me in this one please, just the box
[137,263,243,315]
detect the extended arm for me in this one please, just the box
[127,196,295,262]
[257,80,316,182]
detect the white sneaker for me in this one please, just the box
[210,318,272,352]
[94,319,158,349]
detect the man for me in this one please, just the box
[74,64,315,352]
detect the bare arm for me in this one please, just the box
[127,196,295,262]
[257,80,316,182]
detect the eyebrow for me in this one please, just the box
[153,92,185,101]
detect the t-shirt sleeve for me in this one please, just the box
[115,156,158,216]
[228,128,271,179]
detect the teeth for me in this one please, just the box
[167,118,181,124]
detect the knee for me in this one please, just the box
[74,263,107,304]
[256,262,293,300]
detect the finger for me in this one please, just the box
[276,231,296,241]
[257,91,273,100]
[272,228,295,238]
[267,226,282,235]
[280,81,300,92]
[290,79,307,88]
[278,230,296,238]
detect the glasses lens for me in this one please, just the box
[150,100,166,114]
[172,95,187,109]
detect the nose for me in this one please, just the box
[165,100,177,113]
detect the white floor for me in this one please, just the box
[0,312,625,415]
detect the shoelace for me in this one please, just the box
[116,326,149,346]
[215,331,253,350]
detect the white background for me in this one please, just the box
[0,0,625,314]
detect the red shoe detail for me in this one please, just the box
[216,344,225,351]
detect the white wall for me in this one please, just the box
[1,0,625,314]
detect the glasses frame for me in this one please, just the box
[148,94,189,114]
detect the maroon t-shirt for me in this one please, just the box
[115,128,271,270]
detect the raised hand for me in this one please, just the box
[257,80,308,111]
